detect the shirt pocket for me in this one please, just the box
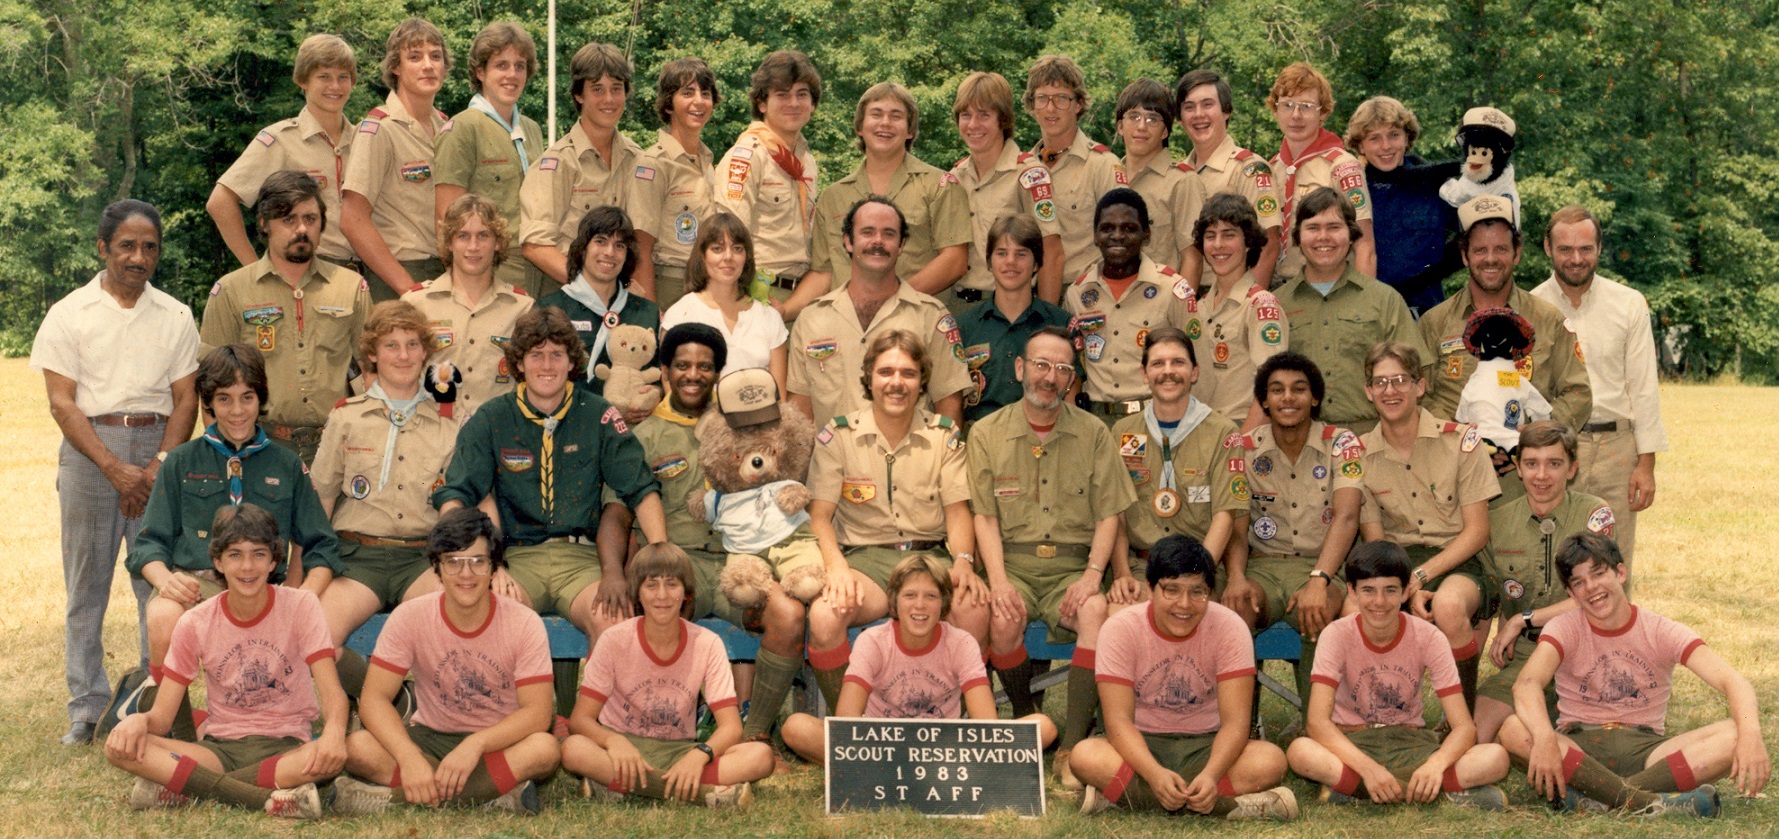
[1336,313,1381,357]
[182,478,230,537]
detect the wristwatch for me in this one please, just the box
[693,742,715,760]
[1412,567,1430,584]
[155,451,169,463]
[954,552,976,568]
[1521,609,1536,629]
[1308,570,1334,585]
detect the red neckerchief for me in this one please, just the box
[1275,128,1346,246]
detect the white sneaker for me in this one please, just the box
[329,775,394,816]
[264,782,323,819]
[1080,785,1116,814]
[483,780,540,815]
[1228,785,1298,821]
[128,777,190,810]
[703,782,753,809]
[1443,784,1507,811]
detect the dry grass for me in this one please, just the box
[0,356,1772,837]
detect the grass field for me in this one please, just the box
[0,356,1772,838]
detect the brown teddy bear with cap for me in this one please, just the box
[688,367,826,610]
[593,323,662,415]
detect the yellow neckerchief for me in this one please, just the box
[652,397,698,427]
[515,382,574,518]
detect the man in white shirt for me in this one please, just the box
[1530,205,1667,569]
[31,200,201,745]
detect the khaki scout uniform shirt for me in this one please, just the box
[1039,131,1129,280]
[631,130,719,269]
[1188,134,1282,231]
[1063,256,1196,403]
[342,92,447,261]
[950,143,1064,291]
[1112,404,1245,550]
[434,107,545,263]
[199,257,371,427]
[1358,409,1501,547]
[402,274,534,420]
[787,281,971,424]
[216,106,356,262]
[714,123,819,276]
[1418,284,1593,429]
[1240,422,1364,558]
[1188,274,1287,422]
[1485,490,1615,616]
[967,403,1137,548]
[311,395,458,539]
[809,409,968,545]
[1271,137,1371,279]
[1278,265,1428,426]
[518,121,643,255]
[809,153,972,288]
[1124,154,1207,271]
[630,400,722,552]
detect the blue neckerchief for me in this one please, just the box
[200,424,273,506]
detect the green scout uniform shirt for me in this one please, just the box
[1240,421,1364,559]
[956,294,1072,423]
[1484,490,1615,616]
[1112,404,1245,550]
[967,402,1136,548]
[630,130,719,270]
[435,107,545,266]
[1063,256,1197,403]
[433,384,658,547]
[1417,284,1593,429]
[625,399,720,551]
[127,436,340,578]
[1124,154,1206,271]
[950,143,1064,291]
[534,287,661,397]
[809,409,968,545]
[1278,265,1427,426]
[216,106,356,262]
[341,92,447,261]
[518,122,643,256]
[808,153,972,288]
[199,257,371,428]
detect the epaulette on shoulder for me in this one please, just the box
[1159,265,1179,277]
[1174,161,1195,173]
[1316,147,1345,162]
[832,415,850,429]
[1090,143,1112,154]
[1441,422,1463,434]
[934,415,955,429]
[1072,270,1093,285]
[333,397,350,409]
[1322,425,1339,440]
[367,107,389,120]
[1016,151,1039,164]
[953,157,969,169]
[1233,148,1255,161]
[511,285,528,296]
[1239,433,1257,450]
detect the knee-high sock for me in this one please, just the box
[743,648,800,739]
[1511,746,1664,809]
[456,749,519,803]
[1627,750,1698,793]
[807,641,851,714]
[336,648,370,700]
[167,756,272,810]
[1452,638,1480,712]
[1294,637,1319,717]
[1060,648,1098,750]
[990,645,1037,718]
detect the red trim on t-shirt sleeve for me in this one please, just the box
[369,656,409,676]
[842,674,873,693]
[579,686,608,703]
[305,648,333,665]
[1537,635,1565,660]
[1434,684,1462,698]
[961,676,990,693]
[1679,639,1706,665]
[162,668,195,687]
[515,674,553,687]
[708,697,739,712]
[1217,667,1258,682]
[1310,674,1339,688]
[1096,674,1135,686]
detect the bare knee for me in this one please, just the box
[762,590,807,652]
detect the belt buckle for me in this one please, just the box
[1121,401,1142,414]
[1036,544,1057,558]
[892,541,914,551]
[1370,723,1388,729]
[1601,722,1622,731]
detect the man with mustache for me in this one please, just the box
[199,170,371,465]
[787,196,970,427]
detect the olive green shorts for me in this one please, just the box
[200,734,305,773]
[340,543,431,609]
[686,546,744,626]
[1563,724,1670,777]
[1246,555,1341,632]
[1475,636,1558,709]
[506,540,602,616]
[843,545,951,593]
[1003,551,1089,643]
[1344,725,1442,780]
[148,570,226,608]
[406,722,472,762]
[1403,546,1495,622]
[1142,731,1219,778]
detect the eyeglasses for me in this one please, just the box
[1121,111,1165,127]
[1031,93,1078,110]
[1366,374,1417,391]
[441,555,493,575]
[1275,100,1322,116]
[1158,584,1213,602]
[1025,358,1076,379]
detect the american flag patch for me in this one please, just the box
[635,166,655,181]
[358,121,380,135]
[539,157,559,171]
[255,130,276,147]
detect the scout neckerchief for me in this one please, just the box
[200,424,273,506]
[367,381,426,492]
[467,94,529,172]
[1276,127,1346,249]
[561,272,629,371]
[742,121,813,227]
[515,382,574,519]
[653,395,697,427]
[1143,396,1211,517]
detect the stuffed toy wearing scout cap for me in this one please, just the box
[689,367,826,611]
[1439,106,1519,226]
[1454,306,1551,456]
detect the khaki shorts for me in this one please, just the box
[687,546,744,626]
[653,262,688,310]
[506,540,602,616]
[1345,725,1442,780]
[1475,636,1558,709]
[1246,555,1341,632]
[200,734,305,774]
[1004,551,1090,643]
[731,526,824,584]
[1563,724,1669,777]
[1142,731,1219,778]
[406,722,471,762]
[340,543,431,609]
[843,545,951,593]
[1403,546,1495,622]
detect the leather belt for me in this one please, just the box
[764,268,805,292]
[1560,722,1655,734]
[1337,722,1397,733]
[91,412,167,428]
[1089,399,1145,417]
[337,531,427,548]
[865,540,943,552]
[1003,541,1090,559]
[1580,421,1620,433]
[261,422,323,444]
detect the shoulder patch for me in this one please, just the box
[357,121,380,136]
[208,281,222,297]
[1587,505,1616,535]
[731,146,754,160]
[940,171,960,186]
[255,130,276,147]
[1172,278,1193,301]
[635,166,656,181]
[439,118,455,133]
[538,157,560,171]
[1460,425,1481,453]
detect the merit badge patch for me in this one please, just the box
[1321,507,1334,525]
[1213,341,1231,366]
[349,475,370,500]
[1252,515,1278,541]
[1445,355,1465,380]
[1312,464,1328,480]
[1083,333,1107,362]
[1135,329,1149,350]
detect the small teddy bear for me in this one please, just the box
[593,323,663,415]
[1439,106,1519,226]
[687,367,826,610]
[1455,306,1551,457]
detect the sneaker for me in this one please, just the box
[329,775,394,816]
[1229,786,1299,821]
[1551,787,1610,813]
[582,777,625,802]
[99,668,151,740]
[1631,784,1720,819]
[1443,784,1507,811]
[1052,750,1082,790]
[128,777,190,810]
[1318,784,1361,805]
[1080,785,1115,815]
[703,782,753,809]
[483,780,541,815]
[264,783,324,820]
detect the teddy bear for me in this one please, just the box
[593,323,663,414]
[1454,306,1551,457]
[1439,106,1520,226]
[686,367,826,610]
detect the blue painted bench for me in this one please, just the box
[343,612,757,661]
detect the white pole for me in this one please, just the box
[547,0,558,139]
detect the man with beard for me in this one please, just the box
[1530,206,1666,570]
[968,327,1136,738]
[200,170,371,464]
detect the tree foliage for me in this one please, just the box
[1,0,1773,379]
